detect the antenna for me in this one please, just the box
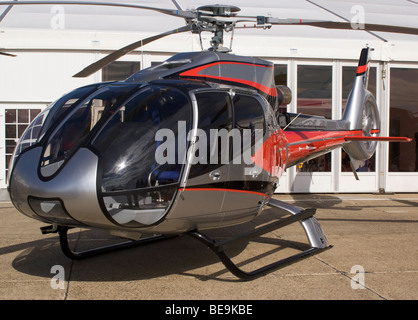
[283,113,302,131]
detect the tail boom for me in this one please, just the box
[284,129,363,168]
[283,128,412,169]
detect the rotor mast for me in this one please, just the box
[196,4,240,52]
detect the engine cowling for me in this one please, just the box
[276,85,292,106]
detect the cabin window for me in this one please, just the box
[40,84,136,177]
[232,93,266,165]
[8,85,99,179]
[188,91,233,179]
[93,85,192,192]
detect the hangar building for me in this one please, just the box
[1,0,417,195]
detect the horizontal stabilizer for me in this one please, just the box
[345,136,412,142]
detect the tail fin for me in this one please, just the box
[342,47,380,164]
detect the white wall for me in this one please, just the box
[1,28,417,193]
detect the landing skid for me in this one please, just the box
[41,225,174,260]
[41,199,331,280]
[189,199,332,280]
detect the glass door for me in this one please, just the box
[292,63,335,192]
[385,66,418,192]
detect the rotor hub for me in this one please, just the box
[197,4,241,17]
[196,5,241,52]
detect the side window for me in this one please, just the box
[93,85,192,192]
[40,85,135,177]
[233,94,266,165]
[188,91,233,178]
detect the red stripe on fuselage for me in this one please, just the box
[179,62,277,97]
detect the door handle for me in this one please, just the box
[209,169,221,181]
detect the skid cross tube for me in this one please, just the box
[57,226,173,260]
[188,203,331,280]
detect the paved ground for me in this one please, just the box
[0,193,417,301]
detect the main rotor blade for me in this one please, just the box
[170,0,182,11]
[73,24,192,78]
[0,1,196,19]
[307,21,418,36]
[261,17,418,36]
[0,51,16,57]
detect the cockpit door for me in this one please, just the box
[220,92,270,225]
[179,91,233,224]
[91,84,193,227]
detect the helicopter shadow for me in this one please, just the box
[10,211,313,283]
[10,193,415,282]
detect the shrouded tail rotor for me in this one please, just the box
[342,48,380,164]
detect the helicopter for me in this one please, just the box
[1,1,415,280]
